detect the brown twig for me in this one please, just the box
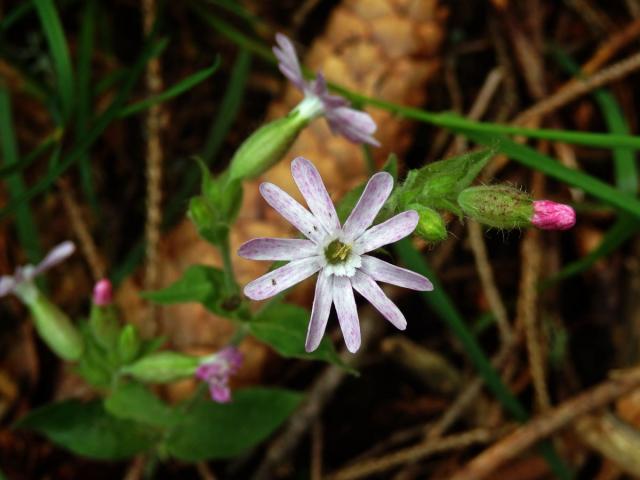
[311,420,323,480]
[467,220,512,344]
[57,178,105,280]
[450,367,640,480]
[142,0,164,335]
[328,427,509,480]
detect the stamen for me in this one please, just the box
[325,240,352,265]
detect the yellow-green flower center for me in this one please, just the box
[325,240,351,265]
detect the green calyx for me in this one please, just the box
[121,351,200,383]
[457,185,534,229]
[325,240,351,265]
[408,204,447,243]
[227,112,309,182]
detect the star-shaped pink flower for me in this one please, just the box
[239,157,433,353]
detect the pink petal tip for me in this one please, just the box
[531,200,576,231]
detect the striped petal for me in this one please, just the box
[291,157,340,233]
[342,172,393,242]
[260,182,327,243]
[354,211,418,254]
[351,270,406,330]
[305,270,333,352]
[333,276,361,353]
[360,255,433,291]
[273,33,305,90]
[34,241,75,277]
[238,238,317,261]
[243,256,322,301]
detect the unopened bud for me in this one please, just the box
[228,114,309,181]
[531,200,576,230]
[122,351,199,383]
[408,204,447,243]
[117,324,141,365]
[92,279,112,306]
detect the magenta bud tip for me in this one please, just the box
[532,200,576,231]
[93,279,113,306]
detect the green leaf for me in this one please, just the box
[141,265,228,316]
[105,382,180,428]
[0,87,41,263]
[17,400,157,459]
[250,302,354,372]
[118,58,221,118]
[33,0,75,121]
[166,387,302,460]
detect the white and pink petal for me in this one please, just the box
[351,270,406,330]
[291,157,340,233]
[354,210,418,254]
[333,276,361,353]
[243,256,323,301]
[305,270,333,352]
[360,255,433,291]
[238,238,317,261]
[342,172,393,242]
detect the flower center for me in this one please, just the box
[325,240,352,265]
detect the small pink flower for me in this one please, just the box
[0,242,75,299]
[239,157,433,353]
[196,347,243,403]
[273,33,379,146]
[531,200,576,231]
[92,279,113,306]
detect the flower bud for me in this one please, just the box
[22,290,84,361]
[92,279,112,306]
[122,351,199,383]
[408,204,447,243]
[227,114,309,181]
[457,185,533,229]
[531,200,576,230]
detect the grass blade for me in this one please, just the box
[0,87,41,262]
[165,48,251,225]
[0,2,33,32]
[118,57,221,118]
[393,239,571,479]
[0,37,169,221]
[33,0,75,122]
[0,129,62,178]
[76,0,98,210]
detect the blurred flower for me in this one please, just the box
[0,241,75,301]
[273,33,379,146]
[92,278,113,306]
[196,346,243,403]
[0,241,83,360]
[239,157,433,353]
[531,200,576,230]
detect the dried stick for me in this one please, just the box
[327,427,508,480]
[142,0,164,334]
[311,420,323,480]
[518,227,550,411]
[450,367,640,480]
[467,220,512,344]
[253,312,383,480]
[514,51,640,124]
[57,178,105,280]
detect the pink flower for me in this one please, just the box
[531,200,576,231]
[92,279,113,306]
[273,33,379,146]
[239,157,433,353]
[196,347,243,403]
[0,242,75,299]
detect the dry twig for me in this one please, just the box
[451,367,640,480]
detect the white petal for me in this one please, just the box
[351,270,406,330]
[273,33,305,90]
[305,270,333,352]
[243,256,322,301]
[34,241,75,276]
[0,276,16,297]
[238,238,317,261]
[260,182,327,243]
[354,211,418,253]
[333,276,361,353]
[291,157,340,233]
[342,172,393,242]
[360,255,433,291]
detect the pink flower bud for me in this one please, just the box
[531,200,576,231]
[93,279,113,306]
